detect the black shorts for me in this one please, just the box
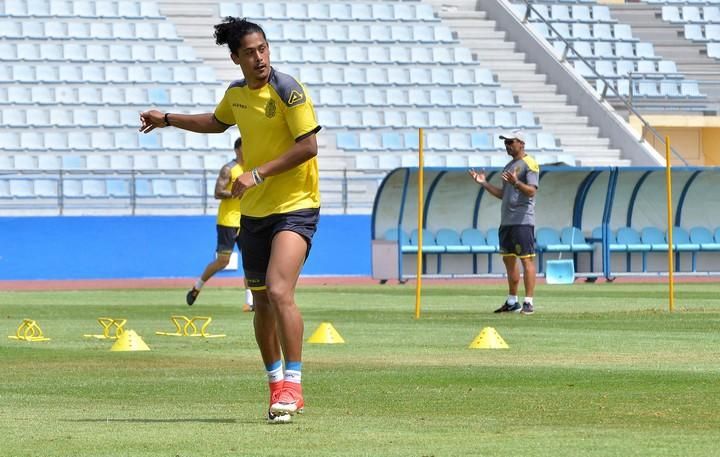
[240,208,320,290]
[216,225,241,255]
[499,225,535,258]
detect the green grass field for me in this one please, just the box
[2,283,720,457]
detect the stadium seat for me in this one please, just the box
[536,227,571,253]
[641,227,669,251]
[436,228,470,253]
[383,227,411,247]
[13,154,36,169]
[34,179,58,197]
[410,229,444,253]
[8,178,34,197]
[689,227,720,251]
[82,179,106,197]
[62,155,84,169]
[134,179,153,197]
[156,155,180,169]
[560,227,594,252]
[461,228,496,254]
[177,179,202,197]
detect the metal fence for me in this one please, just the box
[0,168,386,215]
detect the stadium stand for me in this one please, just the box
[509,1,708,110]
[2,0,719,215]
[210,1,570,170]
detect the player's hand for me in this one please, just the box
[468,168,486,184]
[139,110,166,133]
[231,171,255,198]
[501,169,518,186]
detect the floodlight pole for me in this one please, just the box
[665,136,675,312]
[415,128,424,320]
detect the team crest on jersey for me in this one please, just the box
[265,99,276,118]
[287,90,304,106]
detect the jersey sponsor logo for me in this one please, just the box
[287,89,304,106]
[265,99,277,118]
[233,103,248,109]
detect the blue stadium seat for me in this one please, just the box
[336,132,360,150]
[536,227,570,252]
[86,155,110,169]
[152,178,177,197]
[560,227,593,251]
[308,3,330,20]
[13,154,36,169]
[156,155,180,169]
[409,229,444,253]
[382,132,403,150]
[34,179,58,197]
[180,155,204,170]
[689,227,720,251]
[471,132,493,150]
[82,179,106,197]
[383,227,411,247]
[436,228,470,256]
[177,179,202,197]
[62,155,84,169]
[461,228,496,253]
[10,179,34,197]
[115,132,139,150]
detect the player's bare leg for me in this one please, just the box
[520,256,536,314]
[267,231,307,417]
[503,255,520,296]
[186,254,230,305]
[495,255,522,313]
[253,289,286,423]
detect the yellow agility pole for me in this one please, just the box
[665,136,675,312]
[415,128,424,320]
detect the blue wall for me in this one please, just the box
[0,215,371,280]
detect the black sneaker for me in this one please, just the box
[521,302,534,315]
[494,301,521,313]
[186,288,200,306]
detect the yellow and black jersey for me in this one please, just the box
[216,160,244,227]
[214,67,321,218]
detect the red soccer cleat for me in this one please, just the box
[270,382,304,416]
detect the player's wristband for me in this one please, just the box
[251,168,264,186]
[164,112,171,126]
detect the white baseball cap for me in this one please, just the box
[499,129,526,143]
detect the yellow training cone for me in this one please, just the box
[110,329,150,352]
[469,327,509,349]
[307,322,345,344]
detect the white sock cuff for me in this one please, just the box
[267,366,284,384]
[284,369,302,384]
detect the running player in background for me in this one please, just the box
[186,137,254,313]
[139,18,321,424]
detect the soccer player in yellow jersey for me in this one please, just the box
[185,137,254,313]
[139,18,320,424]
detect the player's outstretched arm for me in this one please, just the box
[139,111,230,134]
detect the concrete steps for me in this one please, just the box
[425,0,632,166]
[608,3,720,105]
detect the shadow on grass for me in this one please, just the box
[65,418,242,424]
